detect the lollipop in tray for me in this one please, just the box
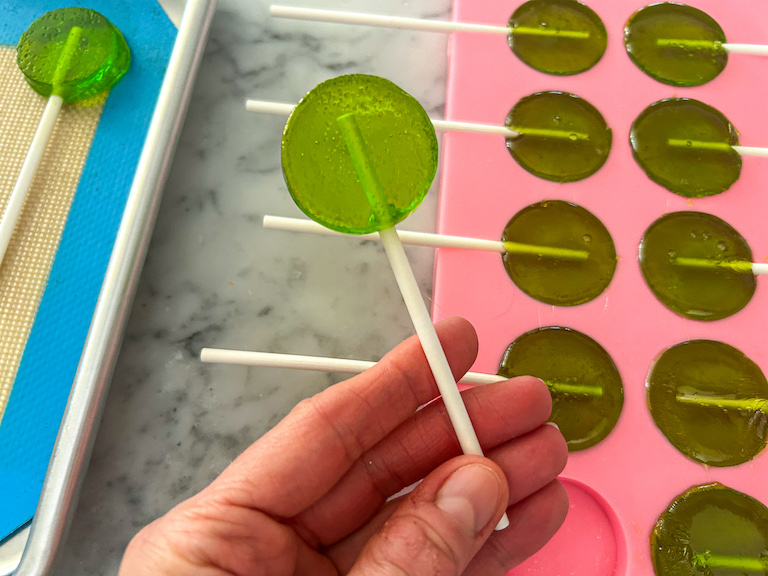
[271,0,607,76]
[2,7,130,268]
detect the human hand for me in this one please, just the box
[120,317,568,575]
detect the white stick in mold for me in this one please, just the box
[670,256,768,275]
[668,138,768,158]
[245,99,589,141]
[263,215,590,262]
[270,5,590,39]
[200,349,604,398]
[657,38,768,57]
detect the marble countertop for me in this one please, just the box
[52,0,450,573]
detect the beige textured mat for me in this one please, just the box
[0,47,103,422]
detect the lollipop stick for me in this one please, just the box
[271,5,510,34]
[201,348,604,398]
[0,26,82,267]
[336,112,509,530]
[676,394,768,412]
[246,100,589,141]
[667,138,768,157]
[263,215,590,261]
[692,553,768,571]
[657,38,768,56]
[671,256,768,275]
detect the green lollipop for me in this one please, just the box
[282,75,437,234]
[17,7,131,102]
[282,74,509,530]
[0,8,131,269]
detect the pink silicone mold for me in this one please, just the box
[432,1,768,574]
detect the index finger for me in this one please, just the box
[207,316,479,518]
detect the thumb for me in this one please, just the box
[349,456,508,576]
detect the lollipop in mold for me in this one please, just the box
[1,7,130,267]
[281,74,509,530]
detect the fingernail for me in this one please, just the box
[436,464,502,535]
[545,421,560,431]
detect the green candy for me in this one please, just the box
[630,98,741,197]
[639,211,755,321]
[625,3,727,87]
[501,200,616,306]
[17,7,130,102]
[505,91,611,182]
[652,484,768,576]
[281,75,438,234]
[498,326,624,451]
[647,340,768,467]
[508,0,607,76]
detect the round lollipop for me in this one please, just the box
[498,326,623,451]
[505,91,612,182]
[1,8,130,267]
[501,200,616,304]
[263,199,617,307]
[625,2,768,87]
[652,484,768,575]
[630,98,741,197]
[639,211,761,321]
[282,73,508,529]
[271,0,606,76]
[648,340,768,467]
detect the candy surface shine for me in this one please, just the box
[498,326,623,451]
[281,75,438,234]
[630,98,741,197]
[639,211,755,321]
[652,483,768,576]
[625,3,727,87]
[17,7,130,102]
[501,200,616,305]
[509,0,607,76]
[505,91,611,182]
[648,340,768,467]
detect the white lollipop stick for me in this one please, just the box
[0,26,82,268]
[671,257,768,275]
[200,349,604,397]
[336,112,508,530]
[657,38,768,57]
[667,138,768,157]
[246,99,589,141]
[271,5,508,34]
[263,215,590,261]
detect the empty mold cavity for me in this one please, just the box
[510,478,626,576]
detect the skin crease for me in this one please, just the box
[119,317,569,576]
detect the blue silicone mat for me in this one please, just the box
[0,0,175,540]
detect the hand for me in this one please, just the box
[120,317,568,575]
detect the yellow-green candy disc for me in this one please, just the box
[625,3,727,87]
[509,0,607,76]
[17,7,130,102]
[498,326,623,451]
[647,340,768,467]
[281,75,438,234]
[501,200,616,306]
[630,98,741,197]
[639,211,755,321]
[506,91,611,182]
[652,484,768,576]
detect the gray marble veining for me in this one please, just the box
[52,0,450,573]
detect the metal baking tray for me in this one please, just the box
[0,0,215,573]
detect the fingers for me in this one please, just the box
[295,376,553,543]
[348,456,508,576]
[325,424,567,571]
[207,317,478,518]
